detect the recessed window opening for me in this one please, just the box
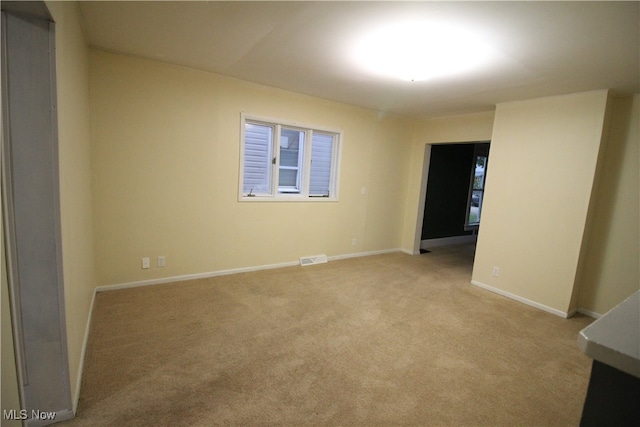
[240,114,341,201]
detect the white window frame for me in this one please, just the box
[465,143,490,230]
[239,113,342,202]
[277,126,306,194]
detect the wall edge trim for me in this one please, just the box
[470,280,570,318]
[327,248,402,261]
[96,248,404,292]
[577,307,602,319]
[72,288,96,414]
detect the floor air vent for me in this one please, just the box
[300,254,328,266]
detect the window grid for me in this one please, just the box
[240,114,341,201]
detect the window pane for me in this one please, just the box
[465,147,489,228]
[468,190,483,224]
[309,132,334,196]
[243,123,273,194]
[278,169,298,187]
[278,128,304,193]
[473,156,487,190]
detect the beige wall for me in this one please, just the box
[47,0,96,408]
[89,50,414,286]
[578,94,640,314]
[472,90,610,316]
[401,112,495,253]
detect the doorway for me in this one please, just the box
[417,141,490,252]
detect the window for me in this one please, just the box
[278,127,304,193]
[240,114,341,200]
[465,144,489,228]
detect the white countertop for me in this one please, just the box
[577,291,640,378]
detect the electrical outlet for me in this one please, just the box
[142,257,150,269]
[492,266,500,277]
[157,256,166,267]
[351,238,357,246]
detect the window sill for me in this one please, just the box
[239,195,339,202]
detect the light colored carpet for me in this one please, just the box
[62,244,593,426]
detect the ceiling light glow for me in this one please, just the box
[352,21,494,82]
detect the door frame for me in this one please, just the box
[413,140,490,254]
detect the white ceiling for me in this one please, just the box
[78,1,640,119]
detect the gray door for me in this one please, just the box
[1,3,73,425]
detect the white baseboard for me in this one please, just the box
[577,307,602,319]
[72,288,96,414]
[328,248,401,261]
[96,248,404,293]
[421,235,477,249]
[470,280,571,318]
[566,308,578,318]
[400,248,418,256]
[96,260,300,292]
